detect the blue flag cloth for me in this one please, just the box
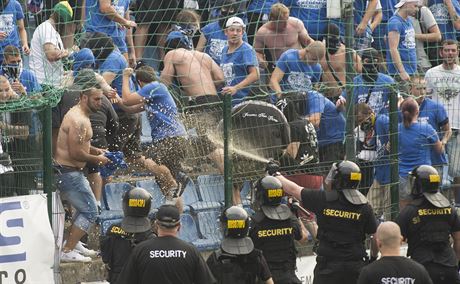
[99,151,128,178]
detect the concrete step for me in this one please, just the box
[59,258,107,284]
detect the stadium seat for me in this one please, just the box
[136,179,165,211]
[181,179,199,213]
[191,175,224,210]
[196,210,222,250]
[240,180,252,206]
[140,111,152,146]
[103,182,131,211]
[178,213,220,251]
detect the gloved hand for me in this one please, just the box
[265,159,280,176]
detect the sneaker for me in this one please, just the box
[61,249,91,263]
[75,241,98,257]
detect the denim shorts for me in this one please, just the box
[447,129,460,177]
[55,169,98,233]
[399,175,412,201]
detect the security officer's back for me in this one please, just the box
[298,161,378,284]
[397,165,460,284]
[206,206,274,284]
[100,187,155,283]
[249,176,306,284]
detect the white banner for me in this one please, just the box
[0,194,55,284]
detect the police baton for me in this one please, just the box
[291,199,312,218]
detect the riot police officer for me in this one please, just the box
[206,206,274,284]
[397,165,460,284]
[269,160,379,284]
[100,187,155,283]
[249,176,308,284]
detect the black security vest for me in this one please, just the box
[209,249,264,284]
[405,199,457,266]
[316,191,368,260]
[251,211,297,270]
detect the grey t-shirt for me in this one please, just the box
[410,6,438,69]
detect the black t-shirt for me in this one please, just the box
[357,256,433,284]
[301,189,378,260]
[206,248,272,284]
[397,198,460,266]
[116,236,216,284]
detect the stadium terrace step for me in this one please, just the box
[59,258,107,284]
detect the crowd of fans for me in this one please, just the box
[0,0,459,281]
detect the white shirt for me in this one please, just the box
[425,64,460,129]
[29,20,64,87]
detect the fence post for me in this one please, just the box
[389,85,399,220]
[343,0,356,160]
[223,94,233,207]
[43,106,53,222]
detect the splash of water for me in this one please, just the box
[207,133,270,163]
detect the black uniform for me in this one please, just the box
[100,223,155,283]
[250,212,303,284]
[206,248,272,284]
[300,189,378,284]
[397,198,460,284]
[357,256,433,284]
[116,236,216,284]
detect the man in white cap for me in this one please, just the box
[220,16,260,105]
[386,0,419,85]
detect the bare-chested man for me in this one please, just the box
[55,83,110,262]
[254,3,313,71]
[161,31,224,97]
[321,23,362,99]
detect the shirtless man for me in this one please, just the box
[55,83,111,262]
[321,23,362,99]
[254,3,313,71]
[161,31,224,97]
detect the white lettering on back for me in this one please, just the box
[149,250,187,258]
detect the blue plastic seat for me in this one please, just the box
[196,210,222,250]
[136,179,165,211]
[190,175,224,211]
[140,111,152,145]
[240,180,252,207]
[181,179,199,213]
[103,182,131,211]
[178,213,219,250]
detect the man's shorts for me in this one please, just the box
[367,179,391,220]
[447,129,460,178]
[319,142,345,175]
[145,136,187,177]
[398,175,412,201]
[109,111,142,159]
[134,0,182,25]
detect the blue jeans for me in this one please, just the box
[55,170,98,233]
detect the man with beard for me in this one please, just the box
[253,3,313,72]
[196,0,249,65]
[425,39,460,208]
[55,79,111,262]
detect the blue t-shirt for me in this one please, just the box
[418,98,449,165]
[247,0,277,14]
[375,113,391,185]
[0,69,41,94]
[99,49,129,97]
[398,122,439,177]
[85,0,130,53]
[221,42,258,104]
[350,73,394,115]
[0,0,24,50]
[201,21,248,65]
[386,14,417,75]
[281,0,327,40]
[428,0,460,40]
[276,49,322,92]
[304,90,345,146]
[138,82,186,142]
[382,0,398,22]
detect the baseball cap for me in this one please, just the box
[156,205,180,228]
[72,48,95,73]
[225,16,246,28]
[54,1,73,23]
[394,0,420,8]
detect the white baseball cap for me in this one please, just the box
[225,16,246,28]
[394,0,420,8]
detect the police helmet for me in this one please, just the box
[409,165,449,208]
[330,161,367,205]
[121,187,152,233]
[255,176,292,220]
[220,206,254,255]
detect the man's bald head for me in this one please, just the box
[305,41,325,65]
[376,221,403,250]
